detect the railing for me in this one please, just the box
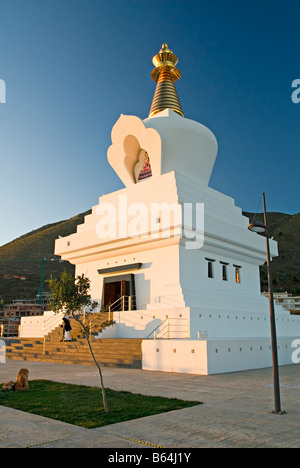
[108,296,137,320]
[41,312,64,337]
[147,294,184,308]
[146,318,189,340]
[108,294,183,318]
[81,312,107,339]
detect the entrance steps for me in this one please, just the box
[4,337,143,368]
[4,312,143,368]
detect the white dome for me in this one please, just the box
[107,109,218,188]
[144,109,218,186]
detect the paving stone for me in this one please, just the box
[0,360,300,448]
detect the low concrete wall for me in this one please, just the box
[19,311,63,338]
[142,339,209,374]
[142,336,300,375]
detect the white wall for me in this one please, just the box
[188,303,300,340]
[20,315,45,338]
[205,337,297,374]
[142,336,300,375]
[142,339,209,375]
[76,241,183,310]
[97,307,189,339]
[20,311,63,338]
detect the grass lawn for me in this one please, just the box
[0,380,201,429]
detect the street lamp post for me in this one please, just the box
[248,192,285,415]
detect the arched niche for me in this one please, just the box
[107,114,161,187]
[123,135,152,184]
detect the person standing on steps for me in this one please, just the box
[62,317,72,342]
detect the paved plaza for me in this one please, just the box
[0,360,300,448]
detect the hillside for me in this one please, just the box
[0,210,91,304]
[0,210,299,305]
[243,211,300,294]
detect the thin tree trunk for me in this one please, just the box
[74,315,109,414]
[86,335,109,413]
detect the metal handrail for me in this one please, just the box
[108,296,123,313]
[145,318,167,339]
[146,318,189,339]
[156,321,171,339]
[147,294,183,308]
[42,311,64,337]
[108,296,136,320]
[158,320,189,339]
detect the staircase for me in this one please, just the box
[4,313,143,369]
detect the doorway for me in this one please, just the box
[102,274,136,310]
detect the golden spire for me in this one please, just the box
[149,43,184,118]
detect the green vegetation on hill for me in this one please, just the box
[0,210,299,305]
[0,210,91,304]
[243,211,300,294]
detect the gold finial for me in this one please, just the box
[149,43,184,118]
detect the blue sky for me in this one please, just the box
[0,0,299,247]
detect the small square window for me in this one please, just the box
[235,266,241,284]
[208,261,214,278]
[206,258,215,278]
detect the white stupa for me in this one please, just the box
[55,44,300,374]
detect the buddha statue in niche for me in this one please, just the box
[134,149,152,183]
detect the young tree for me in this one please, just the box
[47,271,110,413]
